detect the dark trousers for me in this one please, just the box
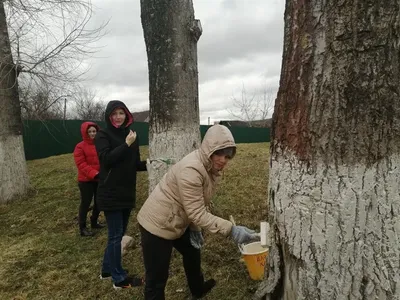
[78,181,100,229]
[102,208,132,283]
[140,225,204,300]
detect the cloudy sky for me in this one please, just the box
[87,0,285,124]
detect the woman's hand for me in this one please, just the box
[125,130,137,146]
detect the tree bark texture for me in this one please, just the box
[0,2,29,204]
[141,0,202,192]
[256,1,400,299]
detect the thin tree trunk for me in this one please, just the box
[141,0,202,192]
[0,2,29,203]
[256,1,400,299]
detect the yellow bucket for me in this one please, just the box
[241,241,268,280]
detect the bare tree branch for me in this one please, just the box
[3,0,108,115]
[72,85,105,121]
[228,82,276,127]
[19,82,67,120]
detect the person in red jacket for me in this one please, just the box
[73,121,105,237]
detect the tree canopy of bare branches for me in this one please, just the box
[19,82,66,120]
[72,86,105,121]
[5,0,107,83]
[4,0,108,120]
[228,82,275,126]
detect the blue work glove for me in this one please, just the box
[230,225,260,244]
[190,231,204,249]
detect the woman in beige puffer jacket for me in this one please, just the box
[137,124,259,300]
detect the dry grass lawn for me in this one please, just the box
[0,143,269,300]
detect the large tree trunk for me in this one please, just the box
[141,0,202,191]
[0,2,29,203]
[256,1,400,299]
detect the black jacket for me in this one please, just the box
[95,100,146,211]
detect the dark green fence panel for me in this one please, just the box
[23,120,149,160]
[23,120,270,160]
[200,125,210,137]
[200,125,270,143]
[228,126,270,144]
[23,120,80,161]
[131,122,149,145]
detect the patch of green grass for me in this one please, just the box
[0,143,269,300]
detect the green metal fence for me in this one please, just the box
[23,120,270,160]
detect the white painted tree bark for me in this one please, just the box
[140,0,202,192]
[255,1,400,299]
[0,2,29,204]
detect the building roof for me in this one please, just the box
[217,118,272,128]
[131,110,149,122]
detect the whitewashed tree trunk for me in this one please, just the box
[256,1,400,299]
[0,2,29,204]
[141,0,202,192]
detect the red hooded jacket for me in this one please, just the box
[73,122,100,182]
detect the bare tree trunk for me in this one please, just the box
[256,1,400,300]
[141,0,202,191]
[0,2,29,203]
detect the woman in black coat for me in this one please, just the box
[95,100,147,289]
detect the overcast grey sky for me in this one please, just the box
[87,0,285,124]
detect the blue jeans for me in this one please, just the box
[101,208,132,283]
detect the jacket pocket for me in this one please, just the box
[165,205,187,229]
